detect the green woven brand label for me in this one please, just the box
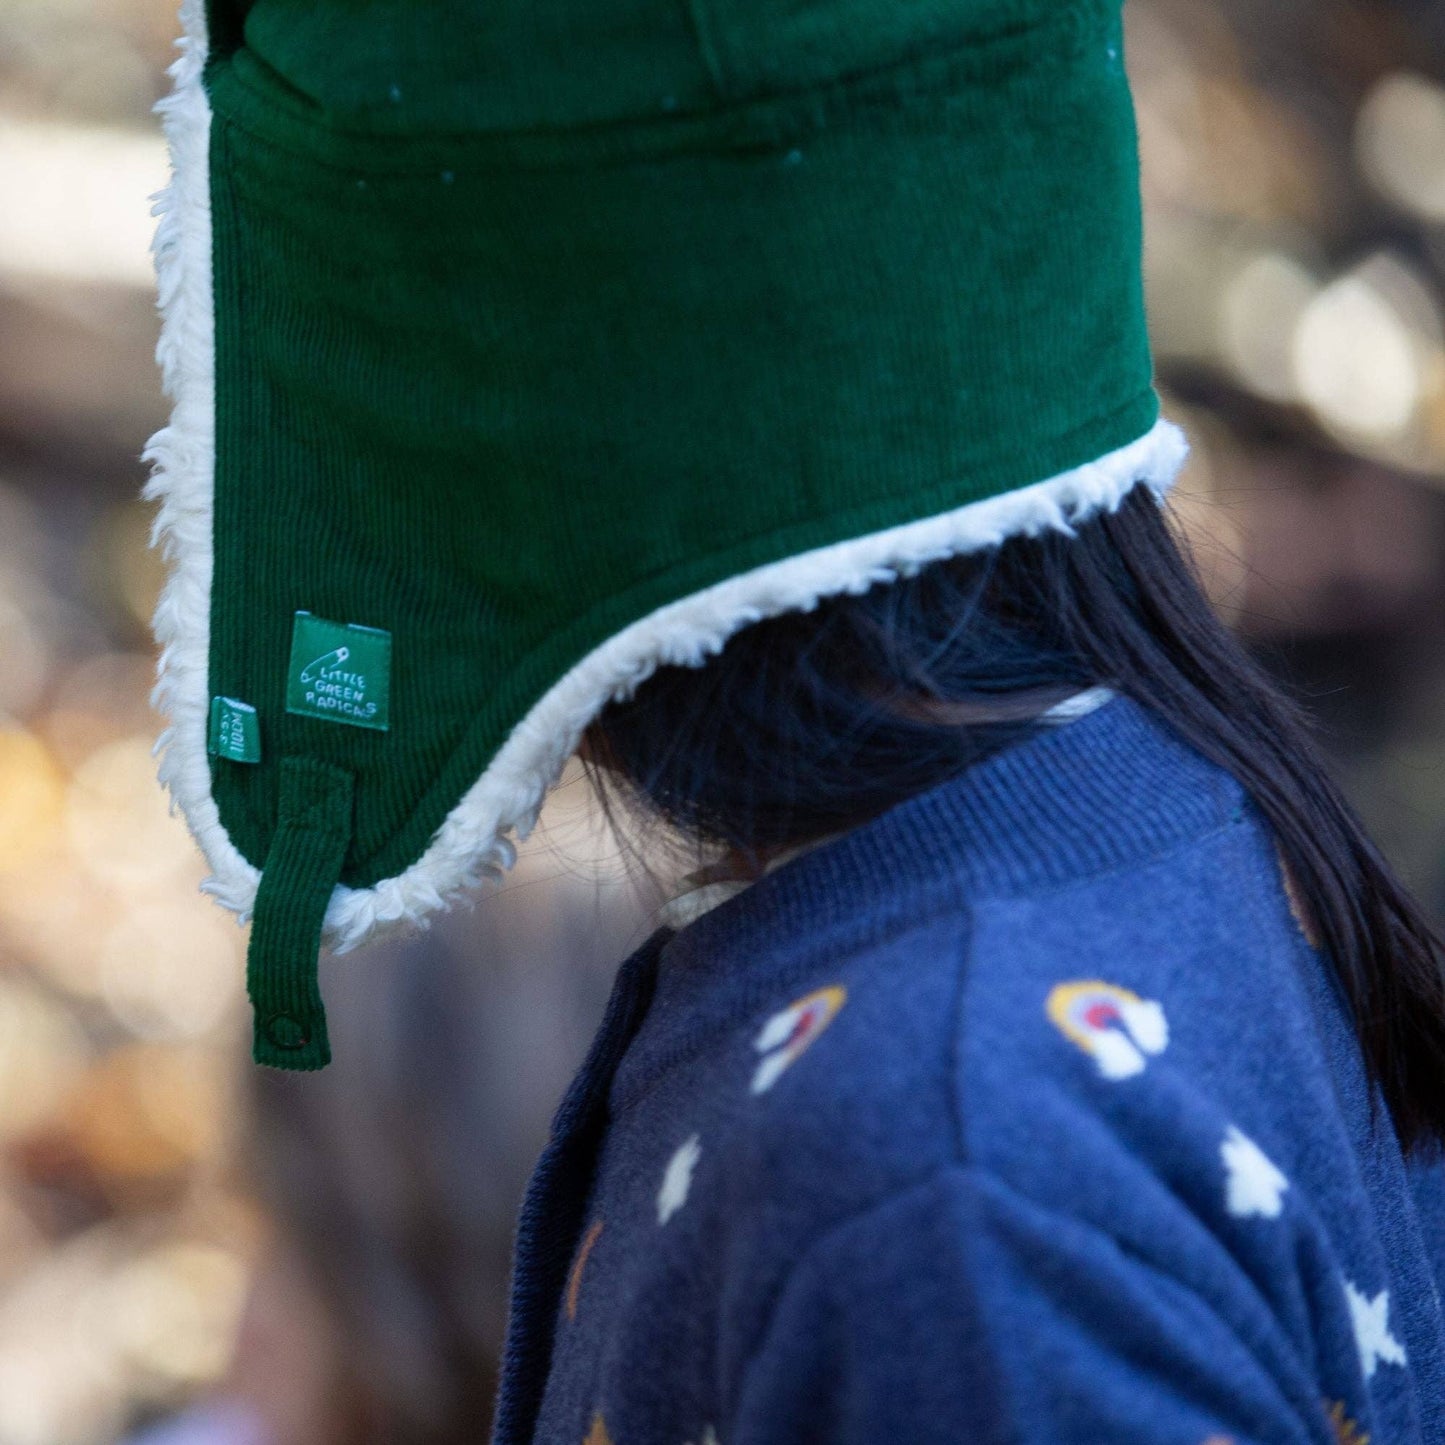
[285,613,391,732]
[208,696,262,763]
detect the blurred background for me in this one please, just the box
[0,0,1443,1441]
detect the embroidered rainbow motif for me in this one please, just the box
[1045,980,1169,1080]
[751,985,847,1094]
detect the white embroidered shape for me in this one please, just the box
[658,1134,702,1225]
[1345,1280,1406,1379]
[683,1429,720,1445]
[1094,997,1168,1079]
[1045,981,1169,1081]
[751,985,848,1095]
[1221,1125,1289,1219]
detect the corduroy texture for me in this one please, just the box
[246,758,353,1070]
[147,0,1182,1067]
[201,0,1157,885]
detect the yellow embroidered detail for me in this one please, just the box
[1277,843,1321,949]
[583,1413,613,1445]
[1326,1398,1369,1445]
[566,1220,604,1322]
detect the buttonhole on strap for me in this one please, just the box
[245,757,355,1072]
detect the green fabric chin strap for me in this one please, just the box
[246,757,354,1071]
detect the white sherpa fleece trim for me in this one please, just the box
[145,4,1189,953]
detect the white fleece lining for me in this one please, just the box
[144,0,1189,953]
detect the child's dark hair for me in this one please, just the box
[584,485,1445,1154]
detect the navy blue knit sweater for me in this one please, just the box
[492,696,1445,1445]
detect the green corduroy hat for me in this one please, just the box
[145,0,1187,1070]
